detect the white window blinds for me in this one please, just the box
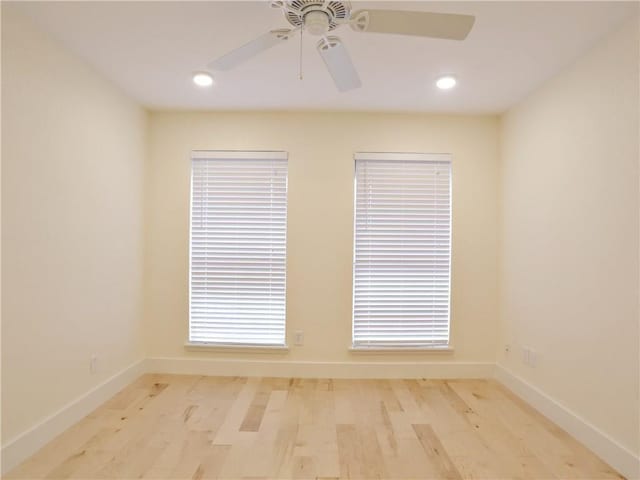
[353,152,452,348]
[189,151,288,346]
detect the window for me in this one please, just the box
[352,152,452,349]
[189,151,288,347]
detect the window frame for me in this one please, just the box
[187,150,289,349]
[351,152,453,351]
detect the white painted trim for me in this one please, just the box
[495,364,640,480]
[6,360,635,480]
[184,342,290,353]
[0,357,489,474]
[349,346,454,354]
[146,357,493,379]
[191,150,287,160]
[354,152,451,162]
[1,359,147,475]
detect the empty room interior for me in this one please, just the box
[1,1,639,479]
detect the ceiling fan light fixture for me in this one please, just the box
[304,10,330,36]
[193,72,214,87]
[436,75,457,90]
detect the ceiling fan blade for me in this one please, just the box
[350,10,475,40]
[317,36,361,92]
[209,29,293,70]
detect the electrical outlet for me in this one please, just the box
[294,330,304,346]
[504,344,511,354]
[522,347,530,365]
[90,354,98,374]
[521,347,538,367]
[529,349,538,367]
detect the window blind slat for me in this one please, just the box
[353,155,452,348]
[189,152,288,346]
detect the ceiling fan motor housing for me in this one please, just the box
[279,0,351,32]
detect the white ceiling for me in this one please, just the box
[13,1,636,113]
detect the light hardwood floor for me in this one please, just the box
[7,374,624,479]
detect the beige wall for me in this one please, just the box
[1,7,147,442]
[7,1,636,470]
[146,111,500,364]
[498,16,639,457]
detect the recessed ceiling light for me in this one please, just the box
[193,72,214,87]
[436,75,457,90]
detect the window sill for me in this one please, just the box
[184,342,290,354]
[349,345,454,354]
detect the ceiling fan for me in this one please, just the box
[208,1,475,92]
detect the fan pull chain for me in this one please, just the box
[299,26,304,80]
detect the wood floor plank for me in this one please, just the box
[412,424,462,480]
[336,424,364,479]
[6,374,625,480]
[212,377,260,444]
[239,379,273,432]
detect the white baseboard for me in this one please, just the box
[6,360,636,480]
[495,364,640,480]
[1,359,147,475]
[146,356,494,379]
[0,357,490,474]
